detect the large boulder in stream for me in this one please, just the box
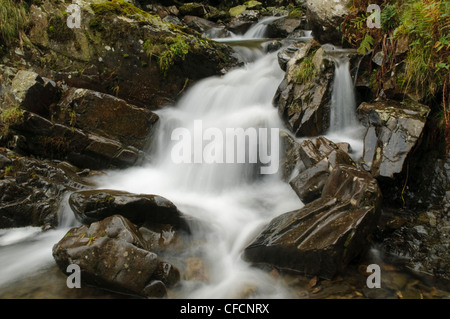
[69,189,191,232]
[244,164,382,279]
[357,99,430,179]
[53,214,180,298]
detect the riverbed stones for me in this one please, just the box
[52,214,180,298]
[244,164,382,279]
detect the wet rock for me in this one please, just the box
[289,136,355,203]
[305,0,350,45]
[274,40,333,137]
[266,17,306,38]
[52,214,180,297]
[357,99,430,179]
[183,15,221,34]
[244,1,263,10]
[279,130,301,181]
[277,45,301,71]
[0,149,92,229]
[381,207,450,284]
[226,19,254,35]
[142,280,167,298]
[56,88,159,150]
[25,0,237,110]
[9,70,59,117]
[68,189,190,232]
[10,111,143,170]
[229,5,248,17]
[179,3,207,17]
[290,159,330,203]
[0,154,12,169]
[162,15,183,26]
[244,164,382,280]
[235,10,260,22]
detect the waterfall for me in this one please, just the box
[329,55,360,132]
[0,19,303,298]
[95,49,303,299]
[322,45,365,160]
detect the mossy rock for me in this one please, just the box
[243,1,262,10]
[22,0,237,110]
[229,5,247,17]
[179,3,206,17]
[288,7,305,18]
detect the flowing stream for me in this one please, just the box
[0,19,371,299]
[0,18,304,299]
[92,29,304,298]
[322,45,365,160]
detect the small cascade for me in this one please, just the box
[322,44,365,160]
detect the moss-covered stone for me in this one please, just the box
[20,0,237,110]
[229,5,247,17]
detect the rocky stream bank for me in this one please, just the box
[0,0,449,299]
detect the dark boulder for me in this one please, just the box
[289,136,355,203]
[9,70,59,117]
[0,149,92,229]
[52,214,180,298]
[56,88,159,150]
[68,189,190,232]
[244,164,382,279]
[10,111,144,170]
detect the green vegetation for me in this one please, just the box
[4,165,14,176]
[91,0,150,19]
[0,0,29,46]
[0,105,24,136]
[89,0,166,32]
[342,0,450,151]
[357,34,375,55]
[143,33,207,76]
[288,7,305,19]
[295,57,317,84]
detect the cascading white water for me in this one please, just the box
[241,16,281,39]
[323,45,365,160]
[0,23,303,298]
[329,55,359,132]
[95,50,303,298]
